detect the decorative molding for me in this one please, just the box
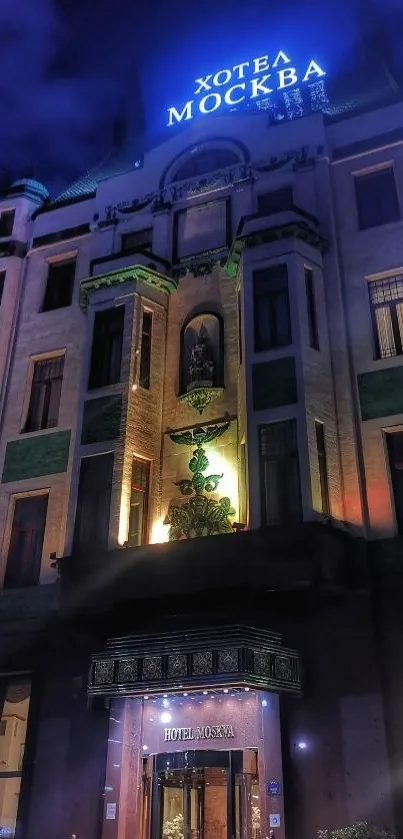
[169,417,230,448]
[119,659,138,683]
[79,264,177,311]
[104,194,154,219]
[167,418,234,540]
[168,654,188,678]
[193,651,213,676]
[143,656,163,681]
[88,626,302,700]
[94,661,115,685]
[218,648,239,673]
[101,146,321,224]
[226,220,329,279]
[172,252,227,280]
[178,386,224,415]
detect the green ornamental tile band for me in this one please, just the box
[2,430,71,483]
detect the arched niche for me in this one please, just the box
[179,313,224,413]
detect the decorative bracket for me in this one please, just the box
[178,386,224,415]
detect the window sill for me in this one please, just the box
[40,303,73,313]
[87,381,123,395]
[19,425,63,439]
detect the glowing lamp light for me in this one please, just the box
[202,449,238,518]
[118,483,131,545]
[160,712,171,724]
[150,517,169,545]
[297,741,308,750]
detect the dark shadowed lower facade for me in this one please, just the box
[2,65,403,839]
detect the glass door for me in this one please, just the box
[143,749,260,839]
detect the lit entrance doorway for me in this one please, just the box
[141,749,260,839]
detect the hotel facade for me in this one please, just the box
[1,75,403,839]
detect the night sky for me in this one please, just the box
[0,0,401,195]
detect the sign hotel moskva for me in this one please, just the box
[164,724,235,741]
[167,51,326,125]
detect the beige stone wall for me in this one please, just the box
[331,143,403,536]
[117,287,168,547]
[159,268,240,537]
[0,234,91,581]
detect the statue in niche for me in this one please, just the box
[187,324,215,390]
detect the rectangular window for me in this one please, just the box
[369,273,403,359]
[74,453,114,552]
[0,679,31,837]
[305,267,319,349]
[4,496,48,588]
[24,355,64,433]
[139,311,152,389]
[88,306,125,389]
[42,259,75,311]
[128,458,150,546]
[386,431,403,534]
[0,271,5,307]
[355,167,400,230]
[174,199,229,262]
[257,187,293,216]
[259,419,302,526]
[0,210,15,238]
[121,228,153,253]
[253,264,291,351]
[315,421,330,516]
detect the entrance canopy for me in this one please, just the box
[89,625,301,701]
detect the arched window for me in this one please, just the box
[180,313,224,395]
[171,148,240,183]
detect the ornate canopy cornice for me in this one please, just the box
[79,264,177,311]
[88,625,302,701]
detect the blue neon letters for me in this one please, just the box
[167,52,326,126]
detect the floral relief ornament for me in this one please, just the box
[167,419,235,540]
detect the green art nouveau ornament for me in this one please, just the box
[167,418,235,541]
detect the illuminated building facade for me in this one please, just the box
[1,78,403,839]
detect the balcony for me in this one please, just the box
[58,522,364,617]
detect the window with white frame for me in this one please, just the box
[369,273,403,359]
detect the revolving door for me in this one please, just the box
[141,749,261,839]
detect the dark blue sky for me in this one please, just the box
[0,0,398,194]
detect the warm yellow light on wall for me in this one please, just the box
[118,483,131,546]
[203,447,239,519]
[150,517,170,544]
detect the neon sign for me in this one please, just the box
[167,52,326,126]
